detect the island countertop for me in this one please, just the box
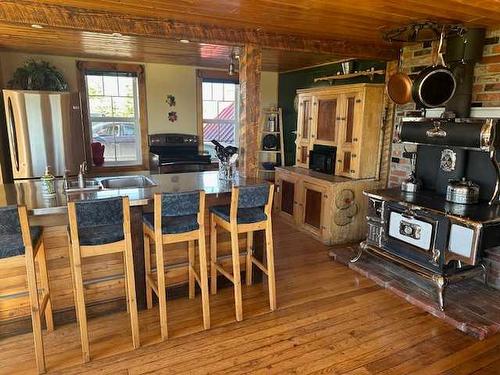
[0,171,265,215]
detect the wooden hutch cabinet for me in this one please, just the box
[280,83,386,245]
[295,84,384,179]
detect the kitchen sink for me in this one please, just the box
[65,178,102,193]
[98,175,158,189]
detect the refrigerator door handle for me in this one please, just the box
[6,97,20,172]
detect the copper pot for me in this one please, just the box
[387,72,413,104]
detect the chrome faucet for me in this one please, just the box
[78,161,87,189]
[63,169,70,190]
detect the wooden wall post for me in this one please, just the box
[239,44,262,178]
[378,59,399,186]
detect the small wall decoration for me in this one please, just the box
[166,94,176,107]
[334,189,358,226]
[166,94,177,122]
[168,111,178,122]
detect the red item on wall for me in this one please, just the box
[91,142,105,166]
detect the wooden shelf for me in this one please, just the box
[314,68,385,83]
[259,107,284,177]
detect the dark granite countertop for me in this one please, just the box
[0,171,264,216]
[365,188,500,224]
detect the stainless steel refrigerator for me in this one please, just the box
[3,90,85,180]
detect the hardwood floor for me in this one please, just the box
[1,216,500,374]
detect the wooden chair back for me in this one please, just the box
[229,184,274,223]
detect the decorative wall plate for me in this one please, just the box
[335,189,354,209]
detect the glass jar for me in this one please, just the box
[218,160,237,181]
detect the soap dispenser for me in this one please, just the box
[41,166,56,196]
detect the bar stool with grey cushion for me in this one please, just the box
[67,196,140,363]
[209,184,276,322]
[0,205,53,374]
[143,191,210,341]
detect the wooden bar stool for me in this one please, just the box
[210,184,276,321]
[143,191,210,341]
[0,205,53,374]
[67,196,139,363]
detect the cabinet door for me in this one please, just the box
[313,95,340,145]
[296,96,312,167]
[301,181,328,238]
[276,173,298,222]
[337,150,358,177]
[336,91,362,178]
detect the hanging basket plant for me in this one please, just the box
[7,59,69,91]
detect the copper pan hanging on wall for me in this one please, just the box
[387,46,413,105]
[387,72,413,104]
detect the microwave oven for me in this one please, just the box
[309,145,336,175]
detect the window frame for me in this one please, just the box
[196,69,239,155]
[77,61,149,172]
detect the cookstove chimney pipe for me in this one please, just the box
[444,28,485,118]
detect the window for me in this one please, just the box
[197,70,239,159]
[78,62,147,169]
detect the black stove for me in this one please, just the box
[354,117,500,311]
[149,133,215,174]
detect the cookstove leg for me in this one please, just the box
[435,276,447,311]
[480,263,488,286]
[350,242,365,263]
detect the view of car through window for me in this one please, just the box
[86,73,141,165]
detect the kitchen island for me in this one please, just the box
[0,171,267,336]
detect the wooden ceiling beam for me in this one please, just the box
[0,0,399,61]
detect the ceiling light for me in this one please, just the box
[31,24,43,29]
[179,39,190,44]
[111,32,123,37]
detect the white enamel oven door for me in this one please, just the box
[446,218,482,266]
[383,202,449,273]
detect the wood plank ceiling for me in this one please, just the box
[0,0,499,71]
[0,24,343,72]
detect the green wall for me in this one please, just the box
[278,60,386,165]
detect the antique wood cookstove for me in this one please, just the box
[354,117,500,310]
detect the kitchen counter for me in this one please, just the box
[0,171,264,215]
[1,171,267,327]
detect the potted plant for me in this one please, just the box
[7,59,68,91]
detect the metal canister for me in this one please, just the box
[401,173,422,193]
[446,178,480,204]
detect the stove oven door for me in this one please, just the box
[382,202,449,273]
[446,218,482,266]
